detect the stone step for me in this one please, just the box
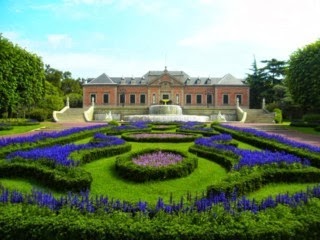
[245,109,275,123]
[55,108,86,122]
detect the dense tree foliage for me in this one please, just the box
[244,58,288,109]
[0,36,83,120]
[286,40,320,113]
[45,65,83,108]
[0,35,45,118]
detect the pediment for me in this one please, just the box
[148,73,184,86]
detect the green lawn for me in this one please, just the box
[248,182,319,201]
[82,141,227,203]
[0,122,60,136]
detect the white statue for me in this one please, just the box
[217,111,227,122]
[105,111,113,122]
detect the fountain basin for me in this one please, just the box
[149,105,183,115]
[124,114,209,122]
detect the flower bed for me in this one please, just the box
[193,134,310,170]
[0,124,110,158]
[1,133,131,191]
[133,150,183,167]
[2,122,320,238]
[115,148,198,182]
[2,186,320,239]
[212,124,320,167]
[121,132,201,142]
[178,121,219,136]
[6,133,126,167]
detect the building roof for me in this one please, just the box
[85,68,245,86]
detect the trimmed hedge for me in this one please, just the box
[0,142,131,192]
[115,148,198,182]
[207,167,320,197]
[121,132,202,142]
[0,161,92,191]
[189,144,238,171]
[151,124,177,131]
[176,128,220,136]
[70,142,132,164]
[212,125,320,168]
[0,123,13,131]
[1,201,320,239]
[0,126,111,158]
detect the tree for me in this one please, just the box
[244,57,287,109]
[286,40,320,113]
[243,58,267,108]
[0,35,45,118]
[45,65,63,89]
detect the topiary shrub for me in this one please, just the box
[115,148,198,182]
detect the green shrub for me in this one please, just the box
[115,148,198,182]
[70,143,132,164]
[108,120,120,126]
[0,123,13,131]
[303,113,320,123]
[189,144,238,171]
[274,108,283,123]
[3,200,320,239]
[0,161,92,191]
[28,108,50,122]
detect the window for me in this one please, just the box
[186,94,192,104]
[152,94,156,104]
[140,94,146,104]
[207,94,212,104]
[176,94,179,104]
[236,94,242,105]
[223,94,229,104]
[130,94,136,104]
[162,94,169,100]
[103,93,109,104]
[120,93,125,105]
[90,94,96,103]
[196,94,202,104]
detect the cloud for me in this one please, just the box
[179,0,320,53]
[47,34,73,49]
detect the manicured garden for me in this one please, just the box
[1,121,320,239]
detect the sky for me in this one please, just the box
[1,0,320,79]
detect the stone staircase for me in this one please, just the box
[244,109,275,123]
[55,108,86,122]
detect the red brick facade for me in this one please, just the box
[83,69,249,109]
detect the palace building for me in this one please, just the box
[82,67,249,111]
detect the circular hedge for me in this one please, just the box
[121,132,202,142]
[115,148,198,182]
[151,124,177,131]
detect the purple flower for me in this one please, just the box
[6,134,125,167]
[133,151,183,167]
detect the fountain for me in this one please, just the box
[124,104,209,122]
